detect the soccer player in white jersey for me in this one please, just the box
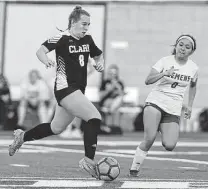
[129,34,198,177]
[9,5,104,179]
[18,69,50,127]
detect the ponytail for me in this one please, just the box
[68,5,90,29]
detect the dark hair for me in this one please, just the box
[0,74,9,87]
[68,5,90,29]
[172,34,196,55]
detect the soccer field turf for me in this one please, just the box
[1,131,208,188]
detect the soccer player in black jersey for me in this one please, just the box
[9,5,104,179]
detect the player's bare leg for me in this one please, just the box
[129,105,161,177]
[60,91,101,179]
[9,104,74,157]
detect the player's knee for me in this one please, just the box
[96,112,102,120]
[51,126,63,135]
[162,141,176,151]
[51,122,67,135]
[88,111,102,121]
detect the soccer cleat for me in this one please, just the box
[79,157,99,179]
[9,129,25,156]
[128,169,140,177]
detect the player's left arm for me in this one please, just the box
[93,54,104,72]
[185,72,198,119]
[89,35,104,72]
[188,74,198,109]
[87,58,95,76]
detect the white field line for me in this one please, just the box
[1,139,208,147]
[0,177,208,182]
[9,164,29,167]
[0,179,207,188]
[2,142,208,165]
[15,145,208,165]
[0,148,51,153]
[0,181,104,188]
[33,180,104,187]
[120,181,189,189]
[103,149,208,155]
[4,148,208,156]
[178,167,199,170]
[0,181,191,188]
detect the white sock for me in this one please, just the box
[130,147,147,171]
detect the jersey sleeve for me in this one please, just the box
[152,58,165,73]
[42,33,63,52]
[192,68,198,83]
[89,35,102,58]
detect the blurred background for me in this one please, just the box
[0,0,208,135]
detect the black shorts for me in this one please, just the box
[54,84,85,106]
[144,102,180,124]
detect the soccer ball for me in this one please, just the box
[96,157,120,181]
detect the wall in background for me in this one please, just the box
[0,2,5,73]
[1,1,208,108]
[105,2,208,107]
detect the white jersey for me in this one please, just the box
[145,55,198,116]
[20,79,50,106]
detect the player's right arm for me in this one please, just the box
[36,33,62,68]
[36,46,55,69]
[88,35,104,72]
[145,67,178,85]
[145,57,178,85]
[184,70,198,119]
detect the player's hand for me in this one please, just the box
[45,59,55,69]
[184,107,192,119]
[94,62,104,72]
[164,66,179,76]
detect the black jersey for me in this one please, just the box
[42,30,102,91]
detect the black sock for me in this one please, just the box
[23,123,54,142]
[83,118,101,160]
